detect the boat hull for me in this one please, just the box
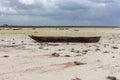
[29,36,101,43]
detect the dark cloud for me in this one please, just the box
[91,0,113,2]
[56,1,90,11]
[0,0,120,26]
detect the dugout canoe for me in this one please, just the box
[29,35,101,43]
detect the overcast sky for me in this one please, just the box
[0,0,120,26]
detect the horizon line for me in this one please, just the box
[0,25,120,28]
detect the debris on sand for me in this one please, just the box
[74,29,79,31]
[76,54,82,57]
[52,53,60,57]
[12,42,15,44]
[71,48,75,52]
[104,44,109,48]
[72,77,81,80]
[39,46,43,49]
[75,50,81,53]
[74,61,86,65]
[81,51,88,55]
[47,44,60,46]
[1,39,4,41]
[58,49,65,51]
[2,45,20,48]
[112,56,115,58]
[103,51,109,53]
[96,60,101,62]
[107,76,117,80]
[112,46,118,49]
[64,55,71,57]
[82,50,89,53]
[21,41,24,44]
[3,55,9,58]
[95,48,100,51]
[70,48,81,53]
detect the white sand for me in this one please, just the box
[0,28,120,80]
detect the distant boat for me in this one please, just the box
[29,35,101,43]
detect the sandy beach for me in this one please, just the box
[0,28,120,80]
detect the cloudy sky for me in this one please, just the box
[0,0,120,26]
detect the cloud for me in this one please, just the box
[18,0,34,5]
[0,0,120,26]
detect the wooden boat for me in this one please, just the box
[29,35,101,43]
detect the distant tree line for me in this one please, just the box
[0,24,118,28]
